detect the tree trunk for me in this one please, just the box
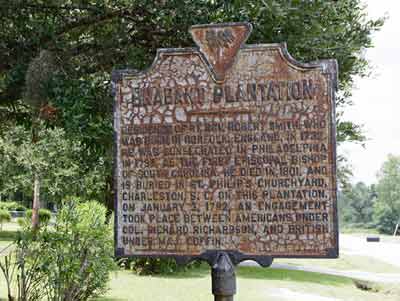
[32,173,40,230]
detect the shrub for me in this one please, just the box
[17,217,29,228]
[0,201,12,210]
[0,201,16,210]
[373,202,398,234]
[1,200,115,300]
[42,200,115,300]
[129,258,181,275]
[1,227,50,300]
[124,257,202,275]
[14,204,27,212]
[0,201,27,211]
[0,209,11,230]
[26,208,52,225]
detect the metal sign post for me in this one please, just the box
[112,22,338,300]
[212,252,236,301]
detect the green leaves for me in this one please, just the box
[0,209,11,230]
[0,123,106,201]
[373,155,400,233]
[339,182,375,226]
[7,199,115,300]
[44,199,115,300]
[0,0,386,205]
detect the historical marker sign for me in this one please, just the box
[112,22,338,261]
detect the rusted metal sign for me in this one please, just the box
[112,22,338,263]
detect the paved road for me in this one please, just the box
[242,233,400,283]
[340,233,400,268]
[269,262,400,283]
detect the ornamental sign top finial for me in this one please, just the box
[190,22,252,82]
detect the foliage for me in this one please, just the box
[0,209,11,230]
[0,124,106,202]
[125,257,200,275]
[41,200,115,300]
[0,200,115,300]
[0,230,49,301]
[0,230,17,241]
[24,50,58,115]
[49,75,112,202]
[0,252,16,301]
[0,201,26,211]
[339,155,400,234]
[338,182,376,226]
[16,205,26,212]
[14,204,27,212]
[0,0,384,208]
[373,155,400,234]
[336,154,354,190]
[26,209,52,225]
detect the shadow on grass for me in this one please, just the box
[92,297,126,301]
[0,230,18,241]
[147,262,210,279]
[237,266,353,286]
[127,263,353,285]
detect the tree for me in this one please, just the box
[338,182,375,226]
[24,50,58,229]
[0,1,384,206]
[0,124,106,212]
[374,155,400,234]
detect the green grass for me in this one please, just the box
[0,221,20,242]
[339,227,400,245]
[3,262,397,301]
[276,253,400,274]
[237,266,351,285]
[0,230,17,241]
[0,222,18,255]
[1,223,400,301]
[340,226,380,235]
[0,222,20,232]
[91,267,400,301]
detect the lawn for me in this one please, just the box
[1,221,400,301]
[1,264,397,301]
[93,266,399,301]
[340,226,381,235]
[276,253,400,274]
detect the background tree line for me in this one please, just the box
[339,154,400,234]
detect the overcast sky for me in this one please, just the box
[339,0,400,185]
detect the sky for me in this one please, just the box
[339,0,400,185]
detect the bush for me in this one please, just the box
[26,208,52,225]
[0,201,26,211]
[2,200,115,300]
[0,209,11,230]
[0,201,12,210]
[129,258,180,275]
[373,202,398,234]
[123,257,202,275]
[17,217,29,228]
[42,200,115,300]
[14,204,27,212]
